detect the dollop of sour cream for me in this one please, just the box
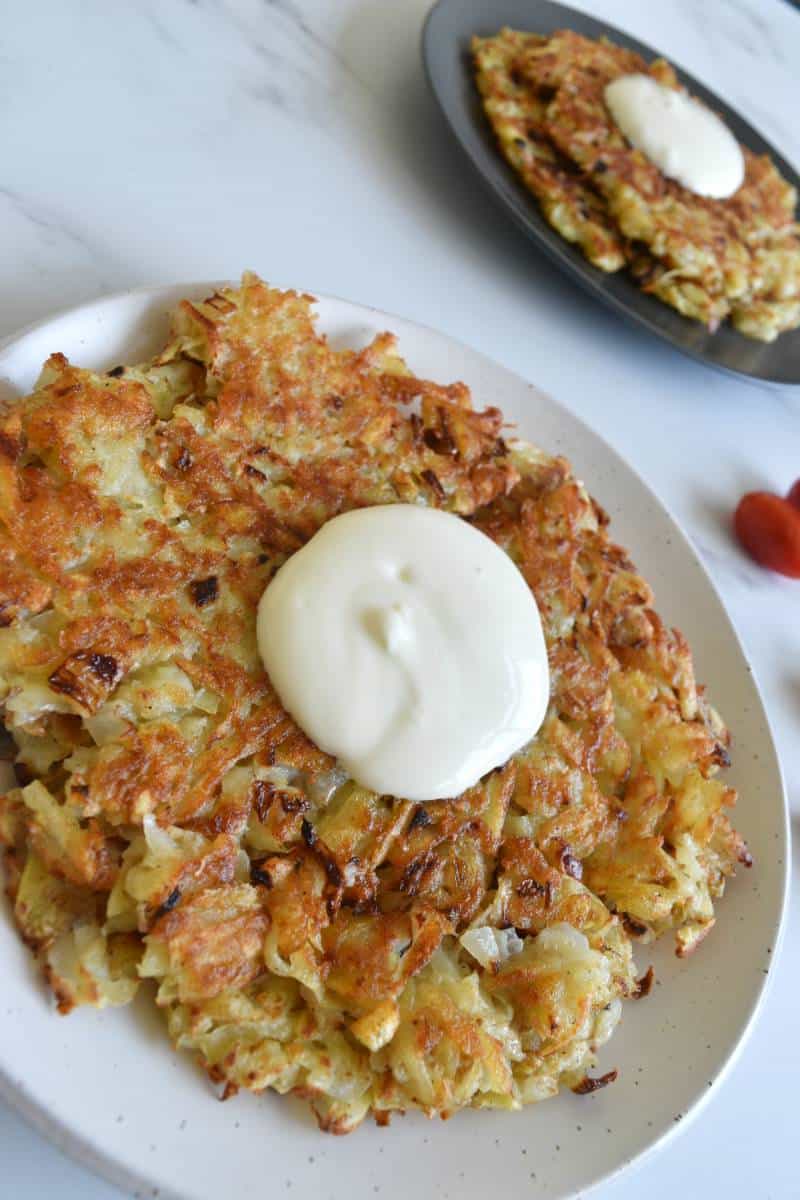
[257,505,549,801]
[604,74,744,199]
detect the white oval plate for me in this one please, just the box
[0,286,789,1200]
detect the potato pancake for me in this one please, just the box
[0,276,749,1131]
[473,28,800,341]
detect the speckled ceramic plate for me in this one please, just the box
[422,0,800,385]
[0,286,789,1200]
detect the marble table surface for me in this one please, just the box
[1,1,797,1196]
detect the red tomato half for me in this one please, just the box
[734,492,800,578]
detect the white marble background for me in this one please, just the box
[1,0,798,1196]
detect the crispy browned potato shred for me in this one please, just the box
[0,275,748,1132]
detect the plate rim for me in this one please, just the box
[0,281,791,1200]
[421,0,800,386]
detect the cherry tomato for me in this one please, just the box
[734,491,800,578]
[786,478,800,511]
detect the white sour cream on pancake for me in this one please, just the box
[604,74,744,198]
[257,505,549,801]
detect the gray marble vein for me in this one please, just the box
[0,187,105,262]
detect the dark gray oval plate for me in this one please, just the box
[422,0,800,384]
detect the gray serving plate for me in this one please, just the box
[422,0,800,384]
